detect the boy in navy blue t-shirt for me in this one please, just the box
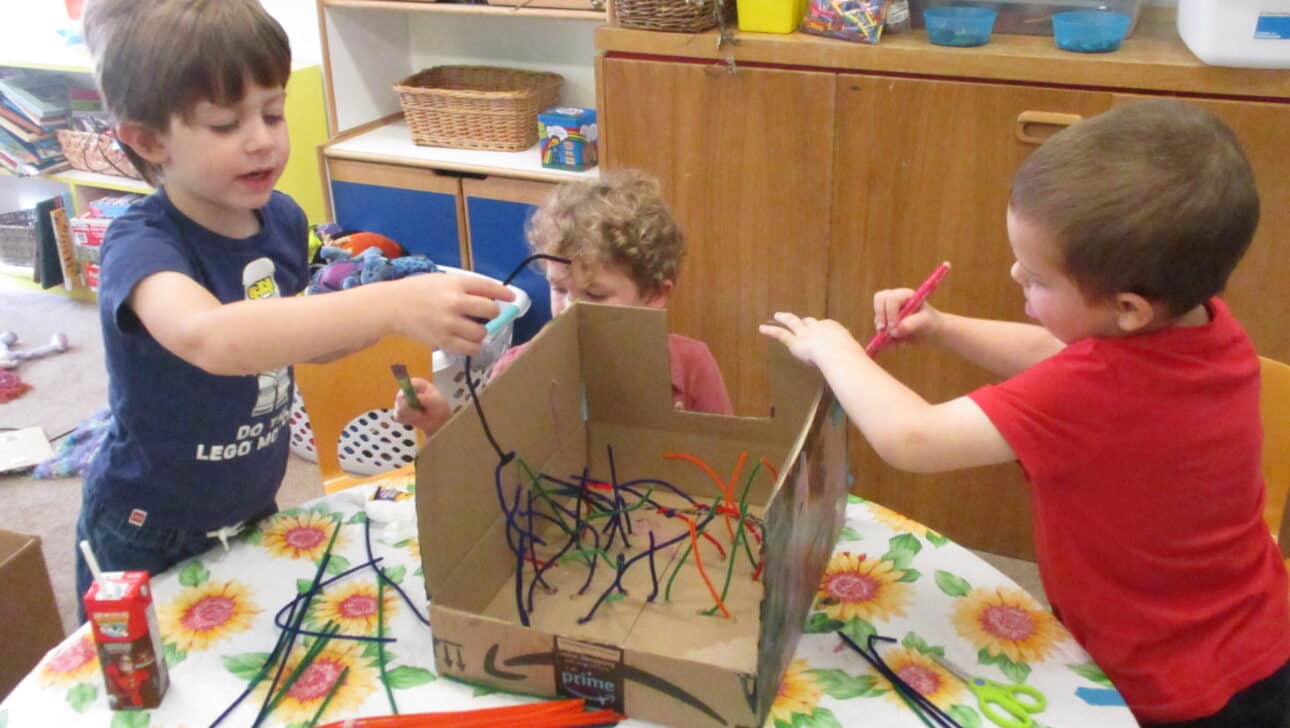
[74,0,513,611]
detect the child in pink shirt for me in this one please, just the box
[395,171,733,432]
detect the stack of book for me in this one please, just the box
[0,70,70,177]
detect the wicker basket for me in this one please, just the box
[56,129,142,179]
[0,209,38,268]
[394,66,562,152]
[614,0,733,32]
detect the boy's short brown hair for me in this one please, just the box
[1010,99,1259,317]
[83,0,292,185]
[526,170,684,295]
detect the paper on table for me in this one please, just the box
[0,426,53,472]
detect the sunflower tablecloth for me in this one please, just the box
[0,470,1137,728]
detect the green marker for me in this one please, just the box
[390,363,424,411]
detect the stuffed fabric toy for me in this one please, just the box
[307,245,438,294]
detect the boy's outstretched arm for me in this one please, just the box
[761,313,1016,473]
[875,288,1063,379]
[129,272,514,376]
[932,313,1064,379]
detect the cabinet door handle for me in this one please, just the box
[1015,111,1082,145]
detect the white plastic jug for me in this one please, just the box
[1177,0,1290,68]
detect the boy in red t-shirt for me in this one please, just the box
[761,99,1290,726]
[396,170,734,432]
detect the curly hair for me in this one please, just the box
[525,170,684,294]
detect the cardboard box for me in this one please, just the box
[0,530,66,699]
[417,303,849,727]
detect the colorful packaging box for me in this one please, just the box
[69,215,111,248]
[538,107,598,172]
[84,571,169,710]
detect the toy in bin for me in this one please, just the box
[801,0,893,43]
[539,107,598,172]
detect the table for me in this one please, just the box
[0,466,1139,727]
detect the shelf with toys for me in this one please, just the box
[318,2,605,345]
[325,116,598,185]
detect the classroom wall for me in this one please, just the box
[261,0,323,67]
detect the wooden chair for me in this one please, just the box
[294,336,432,494]
[1260,356,1290,560]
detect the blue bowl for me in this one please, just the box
[924,6,998,47]
[1052,10,1131,53]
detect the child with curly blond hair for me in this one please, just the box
[395,170,733,433]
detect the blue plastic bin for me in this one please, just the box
[924,6,998,47]
[1052,10,1131,52]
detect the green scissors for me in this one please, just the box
[930,655,1047,728]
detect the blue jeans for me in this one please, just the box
[74,499,277,623]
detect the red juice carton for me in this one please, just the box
[538,106,598,172]
[84,571,169,710]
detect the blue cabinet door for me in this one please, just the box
[463,180,554,346]
[330,176,463,268]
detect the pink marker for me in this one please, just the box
[865,261,951,356]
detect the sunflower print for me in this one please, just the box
[38,633,98,685]
[252,639,378,724]
[953,587,1065,664]
[768,659,824,725]
[814,552,912,623]
[309,580,399,636]
[261,511,346,561]
[159,580,259,653]
[869,647,964,709]
[867,502,932,539]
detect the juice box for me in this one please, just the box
[84,571,169,710]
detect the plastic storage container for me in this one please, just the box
[1177,0,1290,69]
[738,0,808,33]
[1052,10,1130,52]
[912,0,1142,36]
[288,267,531,475]
[925,6,998,46]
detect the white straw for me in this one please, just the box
[79,539,103,583]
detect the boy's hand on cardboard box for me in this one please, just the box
[387,274,515,355]
[393,377,453,436]
[761,313,862,367]
[873,287,944,346]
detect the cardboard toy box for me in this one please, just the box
[417,303,849,728]
[0,530,66,699]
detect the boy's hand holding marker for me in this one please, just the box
[761,262,951,364]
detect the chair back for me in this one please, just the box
[294,336,432,492]
[1260,356,1290,558]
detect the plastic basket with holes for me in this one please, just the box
[287,267,532,475]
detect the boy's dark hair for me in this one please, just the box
[83,0,292,185]
[1010,99,1259,317]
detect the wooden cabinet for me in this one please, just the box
[328,159,468,267]
[600,58,835,415]
[598,16,1290,558]
[830,78,1112,558]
